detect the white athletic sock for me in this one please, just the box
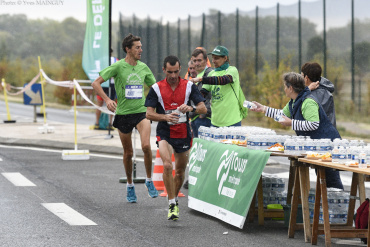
[127,183,134,187]
[146,178,152,182]
[169,198,176,205]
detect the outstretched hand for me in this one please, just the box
[251,101,265,112]
[278,116,292,127]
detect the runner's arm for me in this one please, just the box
[91,76,116,112]
[146,107,179,123]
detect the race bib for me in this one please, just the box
[125,85,143,99]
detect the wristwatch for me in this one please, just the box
[192,106,197,112]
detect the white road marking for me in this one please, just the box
[2,172,36,186]
[0,145,145,162]
[0,157,2,161]
[42,203,97,226]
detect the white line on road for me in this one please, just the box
[0,157,2,161]
[42,203,97,226]
[2,172,36,186]
[0,145,146,162]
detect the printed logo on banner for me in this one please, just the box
[216,150,248,198]
[189,142,208,176]
[188,138,270,229]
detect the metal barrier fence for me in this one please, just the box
[115,0,369,114]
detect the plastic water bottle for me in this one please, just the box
[332,144,340,163]
[277,178,285,192]
[359,151,367,168]
[338,146,347,164]
[274,112,284,122]
[243,100,257,109]
[198,126,205,139]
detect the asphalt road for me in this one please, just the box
[1,145,362,247]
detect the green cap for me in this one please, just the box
[208,45,229,56]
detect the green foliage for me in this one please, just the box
[354,41,370,75]
[306,36,324,61]
[245,59,292,129]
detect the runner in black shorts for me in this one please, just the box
[92,34,158,203]
[113,112,146,134]
[145,55,206,220]
[156,135,192,154]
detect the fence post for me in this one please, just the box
[255,6,259,76]
[146,17,150,68]
[218,11,221,44]
[351,0,355,102]
[167,22,170,55]
[177,18,181,60]
[157,23,162,79]
[201,13,205,47]
[236,8,239,69]
[298,0,302,71]
[188,15,191,60]
[323,0,327,77]
[276,3,280,70]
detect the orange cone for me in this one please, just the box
[153,149,165,191]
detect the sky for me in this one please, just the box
[0,0,319,23]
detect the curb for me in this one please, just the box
[0,137,157,157]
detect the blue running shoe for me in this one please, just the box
[145,180,158,198]
[126,186,137,203]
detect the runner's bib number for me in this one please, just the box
[125,85,143,99]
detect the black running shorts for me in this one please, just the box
[113,112,146,134]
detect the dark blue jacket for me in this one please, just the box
[288,87,340,141]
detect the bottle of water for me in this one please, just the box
[351,146,360,163]
[338,146,347,164]
[284,138,293,154]
[243,100,257,109]
[359,150,367,168]
[332,144,340,163]
[198,126,205,139]
[277,178,285,192]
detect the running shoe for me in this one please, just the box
[93,124,100,130]
[126,186,137,203]
[176,201,179,215]
[168,203,179,221]
[145,180,158,198]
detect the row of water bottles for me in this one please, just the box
[308,188,350,224]
[331,139,370,165]
[198,126,276,143]
[284,136,333,155]
[247,135,289,150]
[258,174,287,207]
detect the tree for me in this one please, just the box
[306,36,324,61]
[354,41,370,74]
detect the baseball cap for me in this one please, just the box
[208,45,229,56]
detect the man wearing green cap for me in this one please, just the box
[192,45,246,127]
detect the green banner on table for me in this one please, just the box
[82,0,110,87]
[188,138,270,228]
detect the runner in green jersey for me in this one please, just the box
[92,34,158,203]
